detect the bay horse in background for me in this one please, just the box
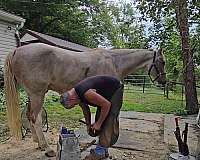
[4,43,166,156]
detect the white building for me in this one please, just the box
[0,10,25,67]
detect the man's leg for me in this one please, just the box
[99,84,124,147]
[84,85,124,160]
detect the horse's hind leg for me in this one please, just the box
[28,95,47,148]
[29,94,56,156]
[34,110,56,157]
[26,98,38,143]
[32,110,48,149]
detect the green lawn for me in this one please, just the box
[122,85,187,115]
[43,94,97,129]
[43,86,187,129]
[0,86,193,141]
[0,86,191,131]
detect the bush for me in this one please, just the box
[18,89,28,108]
[0,88,59,111]
[0,88,28,111]
[44,91,59,107]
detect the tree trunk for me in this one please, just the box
[175,0,198,114]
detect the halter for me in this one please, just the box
[148,51,166,83]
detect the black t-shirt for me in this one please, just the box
[74,75,121,106]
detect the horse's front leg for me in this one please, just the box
[29,95,56,157]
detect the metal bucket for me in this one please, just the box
[56,128,81,160]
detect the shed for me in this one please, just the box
[20,29,92,52]
[0,10,25,67]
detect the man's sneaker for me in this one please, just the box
[84,149,109,160]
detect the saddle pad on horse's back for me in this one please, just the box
[99,85,124,147]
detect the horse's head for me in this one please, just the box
[148,49,166,86]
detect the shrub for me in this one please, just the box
[0,88,28,111]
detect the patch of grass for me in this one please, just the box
[44,86,187,125]
[45,102,83,129]
[0,86,189,131]
[122,86,186,115]
[44,95,97,129]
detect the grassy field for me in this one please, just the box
[0,86,187,122]
[122,85,186,115]
[0,85,190,142]
[42,85,187,129]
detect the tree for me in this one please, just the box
[148,17,182,79]
[174,0,198,114]
[0,0,148,49]
[97,1,148,48]
[135,0,199,114]
[0,0,106,48]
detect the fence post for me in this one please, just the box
[164,85,166,97]
[181,84,184,108]
[166,83,169,99]
[143,76,145,93]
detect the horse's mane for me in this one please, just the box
[84,48,161,60]
[109,48,156,57]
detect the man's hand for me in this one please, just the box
[88,123,101,137]
[91,122,101,131]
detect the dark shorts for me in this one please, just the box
[95,84,124,147]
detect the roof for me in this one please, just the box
[0,10,25,24]
[20,30,92,52]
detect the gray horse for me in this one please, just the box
[4,43,166,156]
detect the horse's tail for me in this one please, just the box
[4,51,22,140]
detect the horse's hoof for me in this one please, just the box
[45,149,56,157]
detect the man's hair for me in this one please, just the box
[60,92,70,108]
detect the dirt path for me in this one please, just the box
[0,111,169,160]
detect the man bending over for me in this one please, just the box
[60,75,124,160]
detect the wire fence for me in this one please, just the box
[123,74,200,109]
[123,74,165,95]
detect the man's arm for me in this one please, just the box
[84,89,111,130]
[79,103,91,126]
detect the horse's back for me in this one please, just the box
[12,43,60,85]
[11,43,93,92]
[11,43,119,92]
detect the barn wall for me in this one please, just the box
[0,20,17,67]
